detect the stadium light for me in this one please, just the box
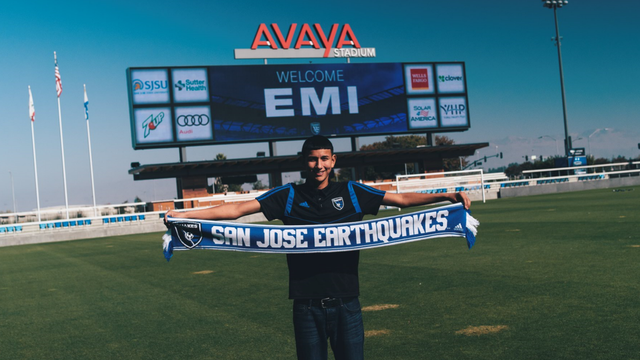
[538,135,559,155]
[9,171,17,223]
[542,0,571,156]
[587,128,612,158]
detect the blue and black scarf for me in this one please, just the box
[163,203,478,261]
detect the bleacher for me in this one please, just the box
[0,213,161,238]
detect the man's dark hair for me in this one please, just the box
[301,135,334,158]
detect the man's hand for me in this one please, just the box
[452,192,471,210]
[164,210,179,228]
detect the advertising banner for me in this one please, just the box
[127,62,469,149]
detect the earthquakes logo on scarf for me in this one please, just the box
[162,203,478,261]
[172,222,203,249]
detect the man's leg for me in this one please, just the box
[329,297,364,360]
[293,300,328,360]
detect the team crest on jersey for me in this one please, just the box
[172,221,203,249]
[332,197,344,210]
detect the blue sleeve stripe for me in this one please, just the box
[348,182,362,214]
[256,185,290,201]
[351,181,386,196]
[284,184,295,216]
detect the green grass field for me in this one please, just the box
[1,186,638,359]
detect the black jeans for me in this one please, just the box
[292,297,364,360]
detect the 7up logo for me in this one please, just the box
[142,112,164,138]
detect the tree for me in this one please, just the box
[358,135,468,180]
[215,153,227,161]
[252,179,269,190]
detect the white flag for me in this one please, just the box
[29,86,35,122]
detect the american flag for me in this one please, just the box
[54,52,62,97]
[419,110,429,116]
[84,85,89,120]
[29,86,36,122]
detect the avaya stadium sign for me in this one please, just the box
[234,23,376,59]
[126,62,470,149]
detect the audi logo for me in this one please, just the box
[177,114,210,127]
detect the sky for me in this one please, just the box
[1,0,639,212]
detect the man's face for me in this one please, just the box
[304,149,336,188]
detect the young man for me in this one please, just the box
[165,135,470,360]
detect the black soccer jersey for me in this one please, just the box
[256,180,386,299]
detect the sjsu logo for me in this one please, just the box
[132,79,143,91]
[133,79,168,92]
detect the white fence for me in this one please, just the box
[2,162,638,237]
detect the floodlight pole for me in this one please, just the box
[544,0,571,156]
[9,171,17,223]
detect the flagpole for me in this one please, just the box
[54,51,70,220]
[29,86,42,222]
[84,84,97,217]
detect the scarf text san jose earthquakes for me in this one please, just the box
[163,203,479,261]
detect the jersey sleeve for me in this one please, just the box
[255,184,291,221]
[350,181,386,216]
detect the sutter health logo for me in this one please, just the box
[175,79,207,92]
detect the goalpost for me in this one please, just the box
[395,169,486,203]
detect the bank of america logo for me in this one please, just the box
[454,223,463,232]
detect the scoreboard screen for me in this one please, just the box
[126,62,469,149]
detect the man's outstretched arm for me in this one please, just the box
[382,192,471,210]
[164,199,262,223]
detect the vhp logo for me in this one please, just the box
[441,104,466,115]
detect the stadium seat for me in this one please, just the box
[117,217,124,222]
[103,218,109,224]
[139,215,146,221]
[85,219,92,225]
[62,222,69,227]
[16,226,22,232]
[110,217,116,223]
[40,224,47,230]
[77,220,84,226]
[7,227,14,233]
[0,227,5,234]
[47,223,54,229]
[70,221,77,227]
